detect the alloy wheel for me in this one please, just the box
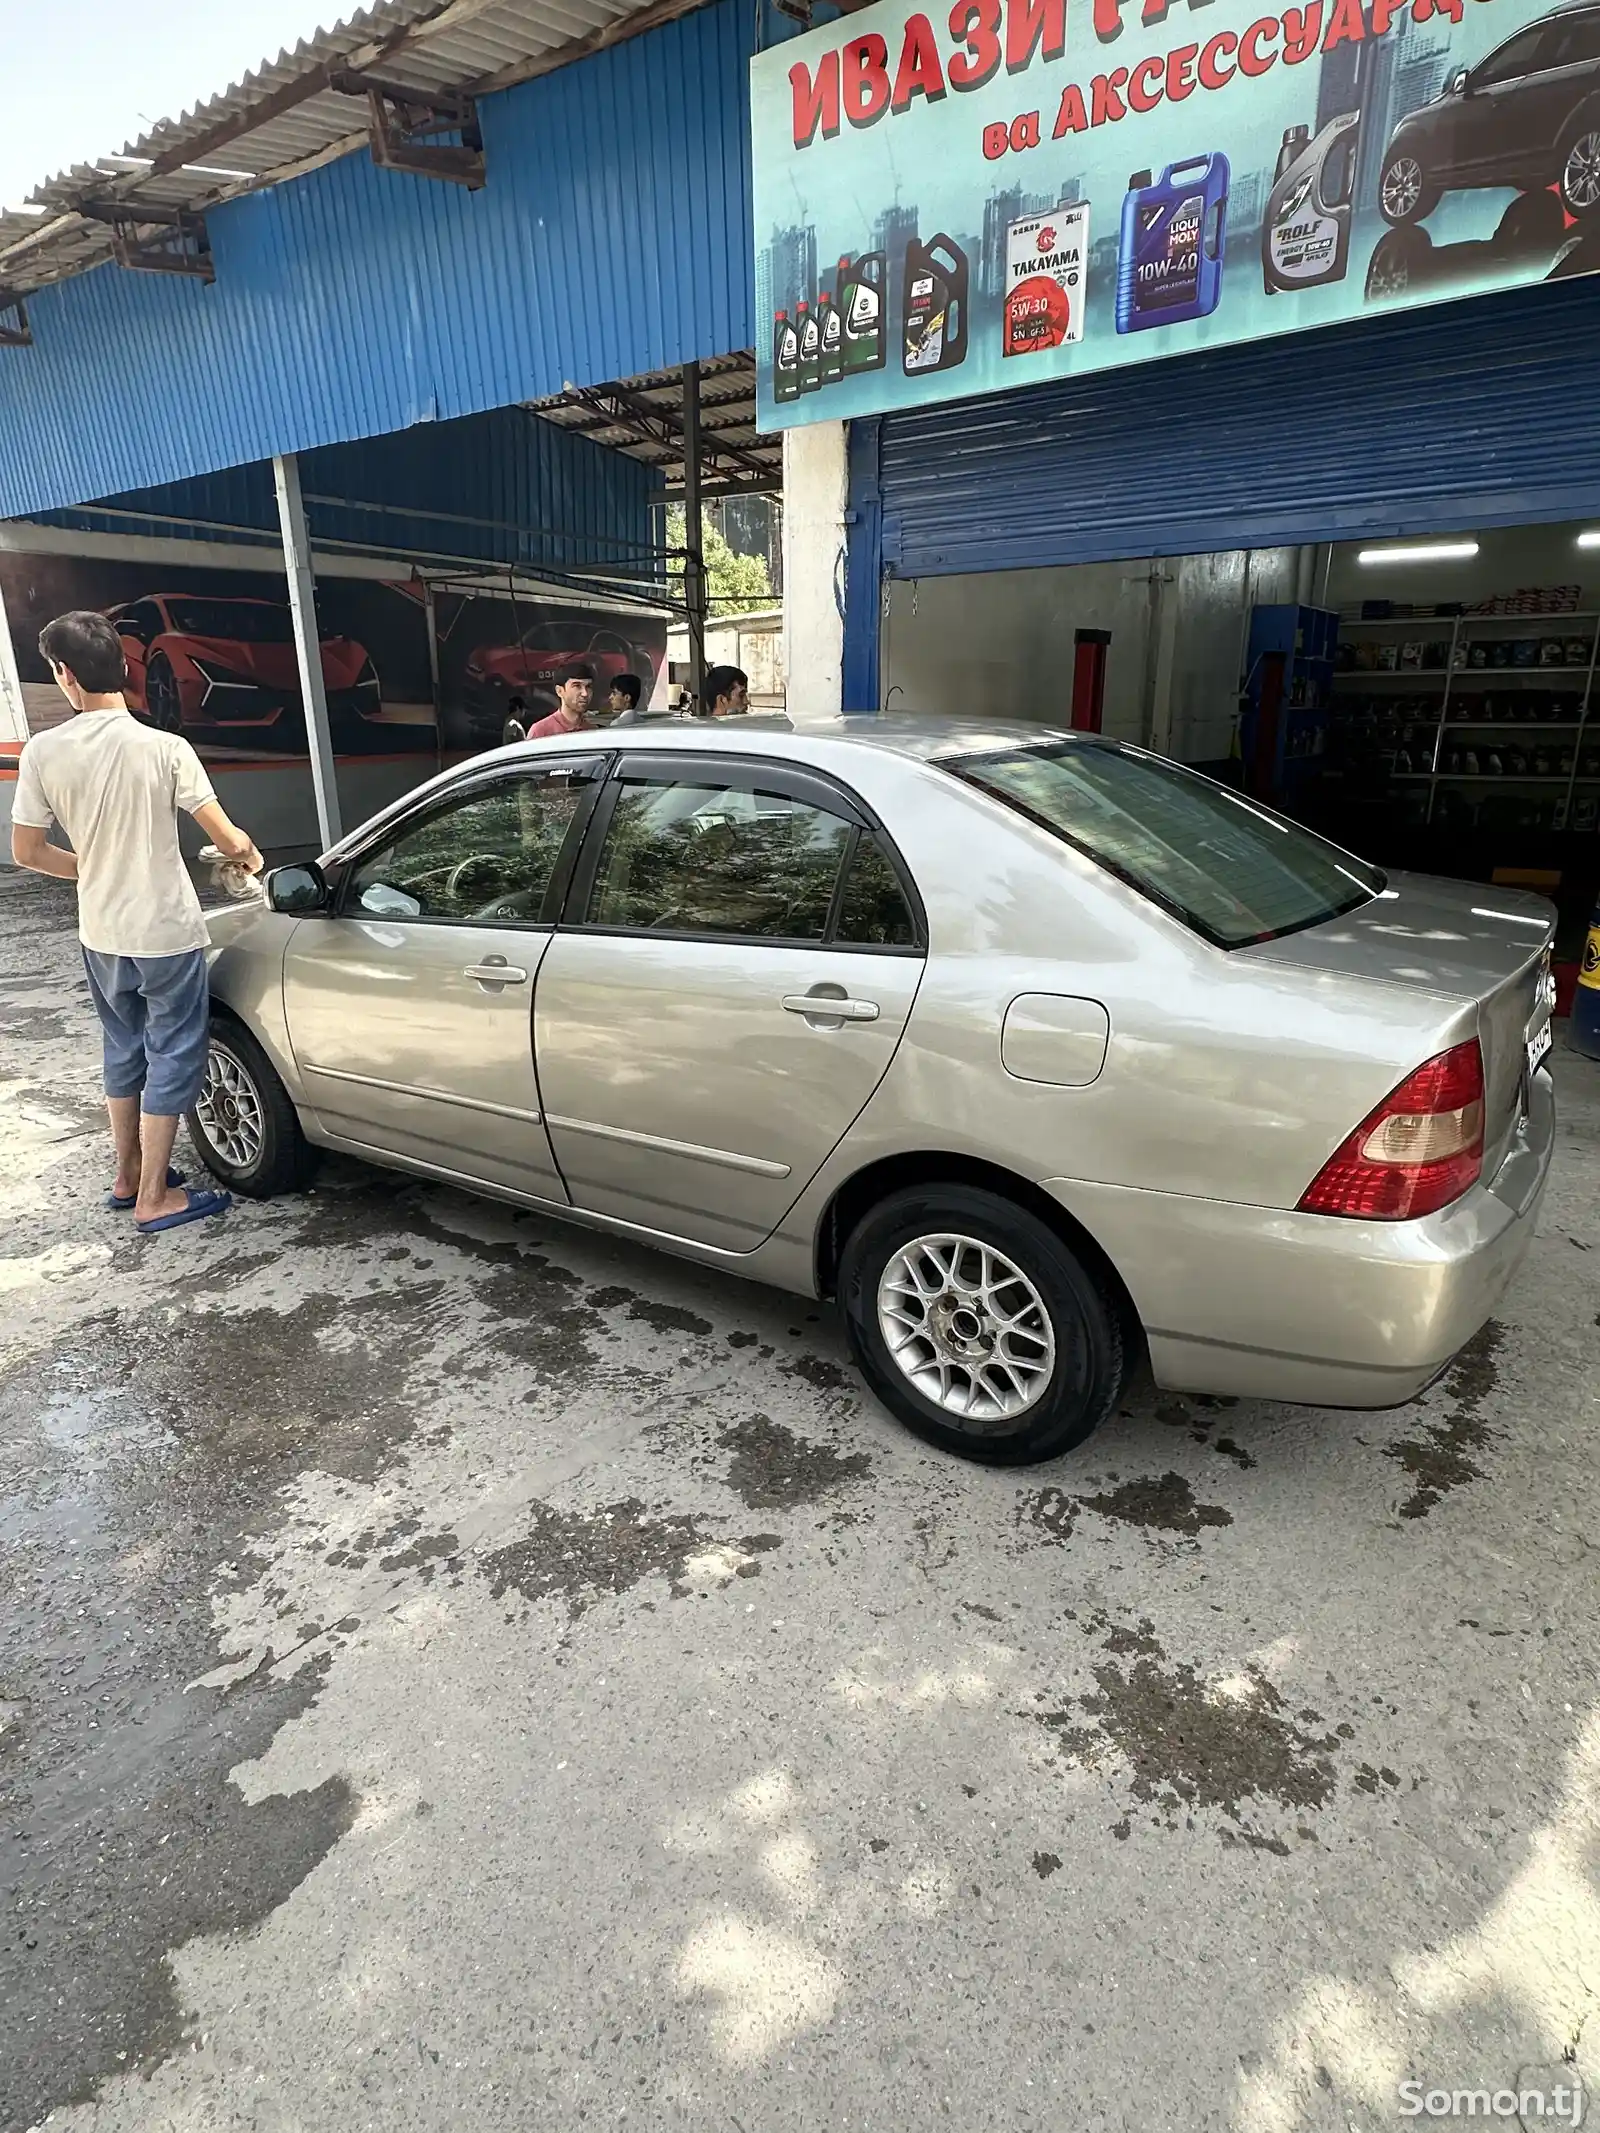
[1381,157,1423,220]
[196,1043,265,1173]
[1565,131,1600,210]
[876,1232,1056,1430]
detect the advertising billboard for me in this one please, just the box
[751,0,1600,428]
[0,550,667,762]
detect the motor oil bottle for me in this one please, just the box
[1115,156,1228,334]
[773,310,800,404]
[796,300,821,393]
[837,252,886,372]
[1262,111,1359,294]
[817,288,844,385]
[903,235,970,375]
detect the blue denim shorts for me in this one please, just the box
[81,948,210,1115]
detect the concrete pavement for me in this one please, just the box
[2,864,1599,2133]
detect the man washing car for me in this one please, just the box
[10,610,263,1235]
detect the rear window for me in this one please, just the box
[944,741,1384,949]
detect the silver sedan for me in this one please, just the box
[192,720,1556,1465]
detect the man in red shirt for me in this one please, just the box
[523,665,595,740]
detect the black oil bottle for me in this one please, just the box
[902,235,969,375]
[837,252,886,372]
[796,300,821,393]
[773,310,800,403]
[1262,111,1359,294]
[817,288,844,385]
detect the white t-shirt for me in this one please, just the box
[11,707,218,957]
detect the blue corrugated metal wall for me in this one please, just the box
[0,0,765,518]
[37,406,663,576]
[875,274,1600,578]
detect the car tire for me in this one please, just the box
[187,1016,316,1199]
[1559,119,1600,217]
[838,1185,1126,1467]
[145,653,184,734]
[1378,150,1439,226]
[1493,188,1566,257]
[1365,225,1432,300]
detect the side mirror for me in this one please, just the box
[1450,66,1471,94]
[265,862,330,914]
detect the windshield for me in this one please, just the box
[945,741,1384,949]
[164,599,294,643]
[519,623,595,651]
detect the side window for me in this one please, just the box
[836,832,918,947]
[117,602,159,645]
[587,774,855,940]
[345,769,592,924]
[1474,28,1546,83]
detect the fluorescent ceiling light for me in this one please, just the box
[99,155,154,169]
[1356,541,1480,565]
[182,163,256,178]
[1576,531,1600,548]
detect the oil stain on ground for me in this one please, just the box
[1036,1638,1344,1854]
[1383,1320,1506,1519]
[481,1496,781,1616]
[0,1277,447,2129]
[1016,1472,1232,1545]
[717,1413,873,1512]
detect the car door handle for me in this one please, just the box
[463,959,529,986]
[782,993,880,1023]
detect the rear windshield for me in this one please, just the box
[944,742,1385,949]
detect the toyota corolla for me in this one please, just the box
[191,721,1556,1466]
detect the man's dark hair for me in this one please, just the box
[611,672,643,708]
[39,611,127,695]
[701,664,748,715]
[562,662,597,684]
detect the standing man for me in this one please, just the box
[10,610,262,1235]
[603,673,644,725]
[521,665,596,739]
[699,665,750,718]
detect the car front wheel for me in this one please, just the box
[838,1185,1126,1466]
[187,1018,316,1198]
[1560,125,1600,216]
[145,653,184,734]
[1379,151,1438,225]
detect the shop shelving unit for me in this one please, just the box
[1242,604,1339,797]
[1331,610,1600,832]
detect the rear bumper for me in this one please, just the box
[1043,1067,1553,1410]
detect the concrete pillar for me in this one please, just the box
[0,562,29,743]
[272,452,343,849]
[781,420,848,726]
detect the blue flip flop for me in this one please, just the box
[106,1167,185,1212]
[135,1186,232,1236]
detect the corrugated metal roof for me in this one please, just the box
[0,0,698,300]
[0,0,765,517]
[31,404,667,603]
[529,353,779,496]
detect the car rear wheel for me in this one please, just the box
[145,653,184,734]
[1560,125,1600,216]
[1379,151,1438,225]
[187,1017,316,1198]
[838,1185,1126,1466]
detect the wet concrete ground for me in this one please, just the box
[2,863,1599,2133]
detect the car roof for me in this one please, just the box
[323,716,1114,861]
[505,714,1087,766]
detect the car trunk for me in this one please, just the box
[1240,871,1555,1177]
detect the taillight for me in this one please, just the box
[1298,1040,1485,1221]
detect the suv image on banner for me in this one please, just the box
[1379,2,1600,225]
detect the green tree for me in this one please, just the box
[667,504,774,618]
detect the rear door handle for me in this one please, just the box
[464,959,529,987]
[783,994,880,1023]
